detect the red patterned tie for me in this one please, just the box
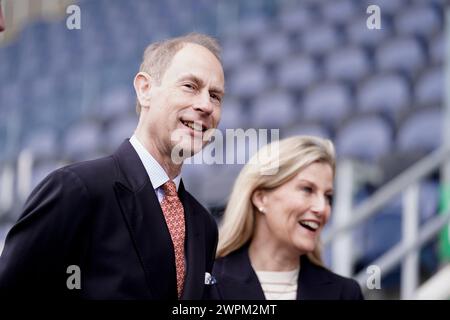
[161,180,186,298]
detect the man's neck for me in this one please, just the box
[134,131,181,180]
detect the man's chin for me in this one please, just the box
[170,142,205,164]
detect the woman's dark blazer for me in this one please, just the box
[210,245,364,300]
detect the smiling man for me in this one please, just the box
[0,33,224,299]
[134,36,224,175]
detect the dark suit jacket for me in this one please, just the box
[210,245,364,300]
[0,140,218,299]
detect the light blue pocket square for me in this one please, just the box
[204,272,217,285]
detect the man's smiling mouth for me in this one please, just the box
[181,120,207,132]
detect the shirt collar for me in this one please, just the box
[129,135,181,191]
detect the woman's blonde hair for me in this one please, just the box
[216,135,336,266]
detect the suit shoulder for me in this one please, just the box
[62,155,115,177]
[55,156,117,186]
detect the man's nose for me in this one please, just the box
[193,90,214,114]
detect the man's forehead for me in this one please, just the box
[178,73,225,93]
[170,43,222,69]
[165,47,224,84]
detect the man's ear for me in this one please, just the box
[134,72,152,108]
[251,189,266,212]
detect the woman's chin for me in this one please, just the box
[293,240,316,255]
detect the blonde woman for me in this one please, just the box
[210,136,363,300]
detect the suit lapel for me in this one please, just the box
[179,181,205,300]
[113,140,177,299]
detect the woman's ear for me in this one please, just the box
[251,190,266,213]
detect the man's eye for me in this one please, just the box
[210,93,221,102]
[183,83,195,90]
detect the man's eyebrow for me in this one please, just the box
[179,74,203,86]
[179,74,225,95]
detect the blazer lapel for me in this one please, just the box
[219,246,266,300]
[297,255,339,300]
[179,181,205,300]
[113,140,177,299]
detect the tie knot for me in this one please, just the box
[162,180,178,197]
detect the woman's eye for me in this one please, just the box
[326,194,333,205]
[301,186,313,193]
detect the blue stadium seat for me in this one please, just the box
[251,90,295,128]
[0,43,18,82]
[80,29,106,68]
[0,124,7,162]
[303,82,353,129]
[415,66,443,106]
[320,0,357,25]
[281,122,330,140]
[22,128,58,161]
[397,106,442,153]
[357,73,410,119]
[346,16,390,49]
[276,55,319,91]
[278,3,315,33]
[63,120,103,161]
[105,114,138,153]
[0,82,23,111]
[324,46,371,83]
[239,16,271,40]
[362,180,440,268]
[222,38,250,72]
[16,31,43,80]
[335,113,393,162]
[97,85,135,123]
[395,4,441,38]
[256,31,291,63]
[52,71,85,130]
[362,0,406,15]
[302,24,341,56]
[430,32,444,64]
[218,98,247,130]
[28,76,60,128]
[228,63,270,99]
[30,76,56,106]
[183,162,241,208]
[375,36,426,76]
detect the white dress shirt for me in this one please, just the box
[129,135,181,203]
